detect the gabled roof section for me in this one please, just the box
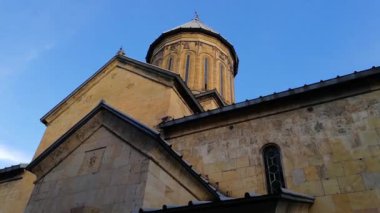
[161,66,380,128]
[195,89,227,108]
[30,101,220,199]
[40,54,203,125]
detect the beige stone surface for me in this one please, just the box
[0,171,35,213]
[26,107,214,213]
[26,127,150,213]
[309,196,336,213]
[322,179,340,195]
[332,194,352,213]
[165,89,380,211]
[198,97,221,111]
[143,162,197,208]
[338,175,366,193]
[35,59,194,159]
[148,32,236,104]
[347,190,379,210]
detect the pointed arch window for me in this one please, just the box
[263,144,285,194]
[204,58,208,90]
[220,64,224,96]
[185,55,190,83]
[167,57,173,70]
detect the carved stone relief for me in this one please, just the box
[79,147,106,175]
[170,44,176,51]
[183,42,190,49]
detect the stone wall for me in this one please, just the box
[0,171,35,213]
[35,60,193,158]
[27,107,213,212]
[143,162,197,208]
[26,127,150,213]
[198,96,220,111]
[165,89,380,212]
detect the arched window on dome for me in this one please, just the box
[204,57,209,90]
[219,63,224,96]
[262,144,285,194]
[167,57,173,71]
[185,54,191,83]
[230,74,234,101]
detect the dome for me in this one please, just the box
[146,16,239,76]
[164,16,219,34]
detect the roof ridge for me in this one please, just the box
[40,54,203,125]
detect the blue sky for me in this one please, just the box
[0,0,379,168]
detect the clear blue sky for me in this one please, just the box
[0,0,379,168]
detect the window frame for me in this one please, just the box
[167,57,173,70]
[220,63,224,96]
[185,54,191,83]
[204,57,209,90]
[262,144,286,194]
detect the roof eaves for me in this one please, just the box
[31,101,219,199]
[40,56,119,125]
[195,89,227,107]
[139,188,314,213]
[161,66,380,128]
[40,55,203,125]
[31,101,161,171]
[0,164,28,174]
[154,133,222,200]
[104,102,220,199]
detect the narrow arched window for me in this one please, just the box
[204,58,208,90]
[167,57,173,70]
[263,145,285,194]
[230,75,234,100]
[185,55,190,83]
[220,64,224,96]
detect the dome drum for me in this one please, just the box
[146,18,238,104]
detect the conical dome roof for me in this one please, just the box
[164,16,219,34]
[146,15,239,75]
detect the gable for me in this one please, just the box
[41,55,202,126]
[194,90,226,111]
[27,125,151,213]
[34,55,202,158]
[27,103,219,212]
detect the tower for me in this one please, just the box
[146,15,239,104]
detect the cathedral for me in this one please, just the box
[0,16,380,213]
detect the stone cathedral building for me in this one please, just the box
[1,16,380,213]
